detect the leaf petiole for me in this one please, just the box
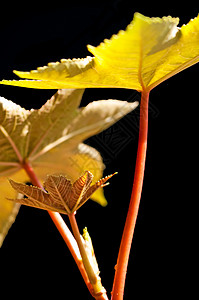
[111,91,149,300]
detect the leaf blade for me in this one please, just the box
[0,97,30,166]
[44,175,72,214]
[71,171,93,211]
[9,178,67,214]
[0,169,28,246]
[0,90,138,245]
[27,89,84,159]
[29,99,138,206]
[29,99,138,159]
[148,15,199,89]
[9,171,116,215]
[1,13,199,91]
[32,143,107,206]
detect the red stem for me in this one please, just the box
[111,91,149,300]
[48,210,94,296]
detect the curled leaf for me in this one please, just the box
[82,227,100,276]
[8,171,117,214]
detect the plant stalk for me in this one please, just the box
[111,91,149,300]
[21,160,93,296]
[69,212,109,300]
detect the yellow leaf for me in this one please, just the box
[0,90,138,245]
[0,79,72,89]
[1,13,199,91]
[0,169,28,246]
[32,143,107,206]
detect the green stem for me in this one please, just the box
[68,213,109,300]
[111,91,149,300]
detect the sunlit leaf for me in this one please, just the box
[0,90,138,245]
[1,13,199,91]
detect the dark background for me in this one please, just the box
[0,1,198,299]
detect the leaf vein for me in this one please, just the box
[0,125,23,163]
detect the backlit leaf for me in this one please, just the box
[0,169,28,247]
[1,13,199,91]
[0,90,138,245]
[9,171,116,214]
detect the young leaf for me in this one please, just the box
[1,13,199,91]
[82,227,100,277]
[8,171,117,214]
[0,89,138,245]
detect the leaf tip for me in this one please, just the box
[8,178,16,189]
[87,44,95,55]
[13,70,21,76]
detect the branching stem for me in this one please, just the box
[22,160,109,300]
[111,91,149,300]
[21,160,93,296]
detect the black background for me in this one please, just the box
[0,1,198,299]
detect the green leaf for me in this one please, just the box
[0,90,138,245]
[1,13,199,91]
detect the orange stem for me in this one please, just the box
[111,91,149,300]
[22,160,93,296]
[48,211,93,295]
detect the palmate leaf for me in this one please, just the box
[8,171,116,214]
[1,13,199,91]
[0,90,138,246]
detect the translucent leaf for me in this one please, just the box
[9,171,116,214]
[1,13,199,91]
[32,143,107,206]
[0,169,28,246]
[26,89,84,158]
[0,97,30,164]
[0,90,138,245]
